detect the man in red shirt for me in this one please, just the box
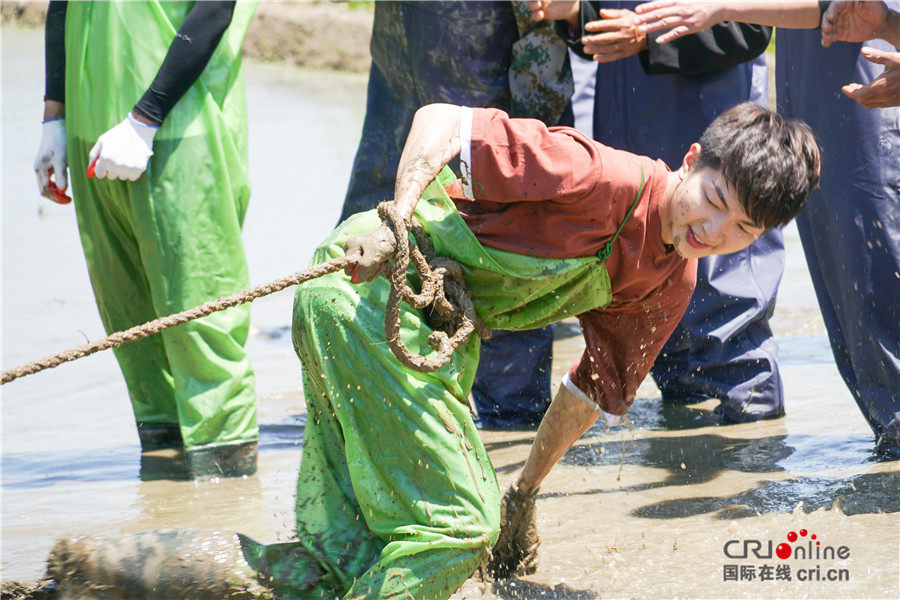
[292,100,819,596]
[42,101,821,599]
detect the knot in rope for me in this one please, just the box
[378,201,491,373]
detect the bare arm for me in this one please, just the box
[391,104,463,222]
[343,103,463,282]
[634,1,821,44]
[822,1,900,47]
[515,383,600,494]
[43,100,65,121]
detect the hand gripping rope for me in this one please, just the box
[1,204,488,385]
[376,201,491,373]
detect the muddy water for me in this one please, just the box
[2,26,898,600]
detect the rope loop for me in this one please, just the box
[378,201,490,373]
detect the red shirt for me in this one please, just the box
[447,108,697,416]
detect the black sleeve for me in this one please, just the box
[555,1,772,77]
[133,1,237,125]
[44,0,67,103]
[639,23,772,76]
[554,1,598,62]
[642,2,835,73]
[818,1,833,28]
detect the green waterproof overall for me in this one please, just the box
[271,168,637,598]
[63,1,258,449]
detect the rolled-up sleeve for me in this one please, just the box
[459,105,475,200]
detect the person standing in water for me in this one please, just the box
[33,0,260,478]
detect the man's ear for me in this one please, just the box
[678,143,702,178]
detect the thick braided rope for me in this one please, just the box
[2,215,490,385]
[1,257,355,385]
[378,201,491,373]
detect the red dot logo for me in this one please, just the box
[787,531,798,542]
[799,529,808,537]
[776,543,792,559]
[811,534,817,540]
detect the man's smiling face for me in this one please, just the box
[663,145,766,259]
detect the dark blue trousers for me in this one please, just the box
[777,29,900,458]
[650,231,785,422]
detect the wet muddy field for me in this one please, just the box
[2,25,898,600]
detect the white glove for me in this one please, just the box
[34,117,69,201]
[88,113,158,181]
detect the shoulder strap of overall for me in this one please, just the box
[596,159,645,264]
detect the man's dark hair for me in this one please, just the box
[694,102,821,229]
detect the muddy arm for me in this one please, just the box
[392,103,463,222]
[515,383,600,494]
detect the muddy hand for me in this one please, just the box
[343,222,397,283]
[483,484,541,579]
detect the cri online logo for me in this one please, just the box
[724,529,850,561]
[779,529,814,559]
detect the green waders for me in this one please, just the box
[277,168,620,598]
[63,2,259,461]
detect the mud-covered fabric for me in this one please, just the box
[339,0,572,222]
[777,27,900,458]
[509,1,573,123]
[62,1,258,448]
[287,171,612,598]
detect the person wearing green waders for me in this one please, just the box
[33,1,259,478]
[40,101,821,599]
[250,101,819,598]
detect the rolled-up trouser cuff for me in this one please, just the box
[561,373,622,427]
